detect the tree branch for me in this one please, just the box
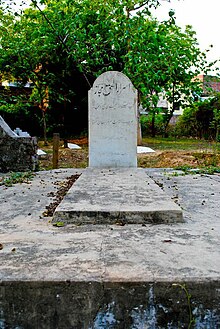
[29,0,92,88]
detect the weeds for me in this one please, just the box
[0,172,35,187]
[173,165,220,175]
[172,283,195,329]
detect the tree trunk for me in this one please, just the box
[42,110,48,146]
[216,126,219,142]
[151,110,156,137]
[137,118,142,146]
[163,83,175,137]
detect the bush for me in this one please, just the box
[140,113,164,136]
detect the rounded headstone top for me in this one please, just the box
[93,71,133,85]
[91,71,136,98]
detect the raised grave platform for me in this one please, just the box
[53,168,183,224]
[1,168,219,327]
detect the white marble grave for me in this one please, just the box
[89,71,137,167]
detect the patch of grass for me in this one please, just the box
[0,172,35,187]
[173,165,220,175]
[142,137,219,152]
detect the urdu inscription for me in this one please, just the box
[89,71,137,168]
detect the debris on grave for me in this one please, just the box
[43,174,81,217]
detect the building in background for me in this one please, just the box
[195,74,220,100]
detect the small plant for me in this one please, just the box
[0,172,35,187]
[198,166,220,175]
[174,165,192,173]
[172,283,195,329]
[173,165,220,175]
[52,221,65,227]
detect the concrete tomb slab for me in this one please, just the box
[53,168,183,224]
[89,71,137,167]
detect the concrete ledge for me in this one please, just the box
[53,168,183,224]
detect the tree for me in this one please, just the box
[0,0,167,135]
[123,10,213,136]
[159,19,214,135]
[0,0,213,139]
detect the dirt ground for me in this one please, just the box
[38,137,220,170]
[138,150,220,168]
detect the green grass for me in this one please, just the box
[173,165,220,175]
[0,172,35,187]
[142,137,220,152]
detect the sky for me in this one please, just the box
[151,0,220,70]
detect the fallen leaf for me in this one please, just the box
[53,221,65,227]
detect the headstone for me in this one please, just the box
[89,71,137,167]
[0,116,38,172]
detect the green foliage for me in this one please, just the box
[123,14,211,134]
[140,113,164,136]
[176,95,220,139]
[0,0,216,138]
[210,95,220,141]
[173,165,220,176]
[175,104,200,137]
[0,172,35,187]
[52,221,65,227]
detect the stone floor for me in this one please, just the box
[0,168,219,282]
[0,168,219,328]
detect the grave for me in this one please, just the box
[0,116,38,172]
[53,71,183,224]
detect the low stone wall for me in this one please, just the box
[0,116,38,172]
[0,281,219,328]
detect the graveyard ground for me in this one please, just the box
[0,137,220,326]
[0,167,219,327]
[38,136,220,171]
